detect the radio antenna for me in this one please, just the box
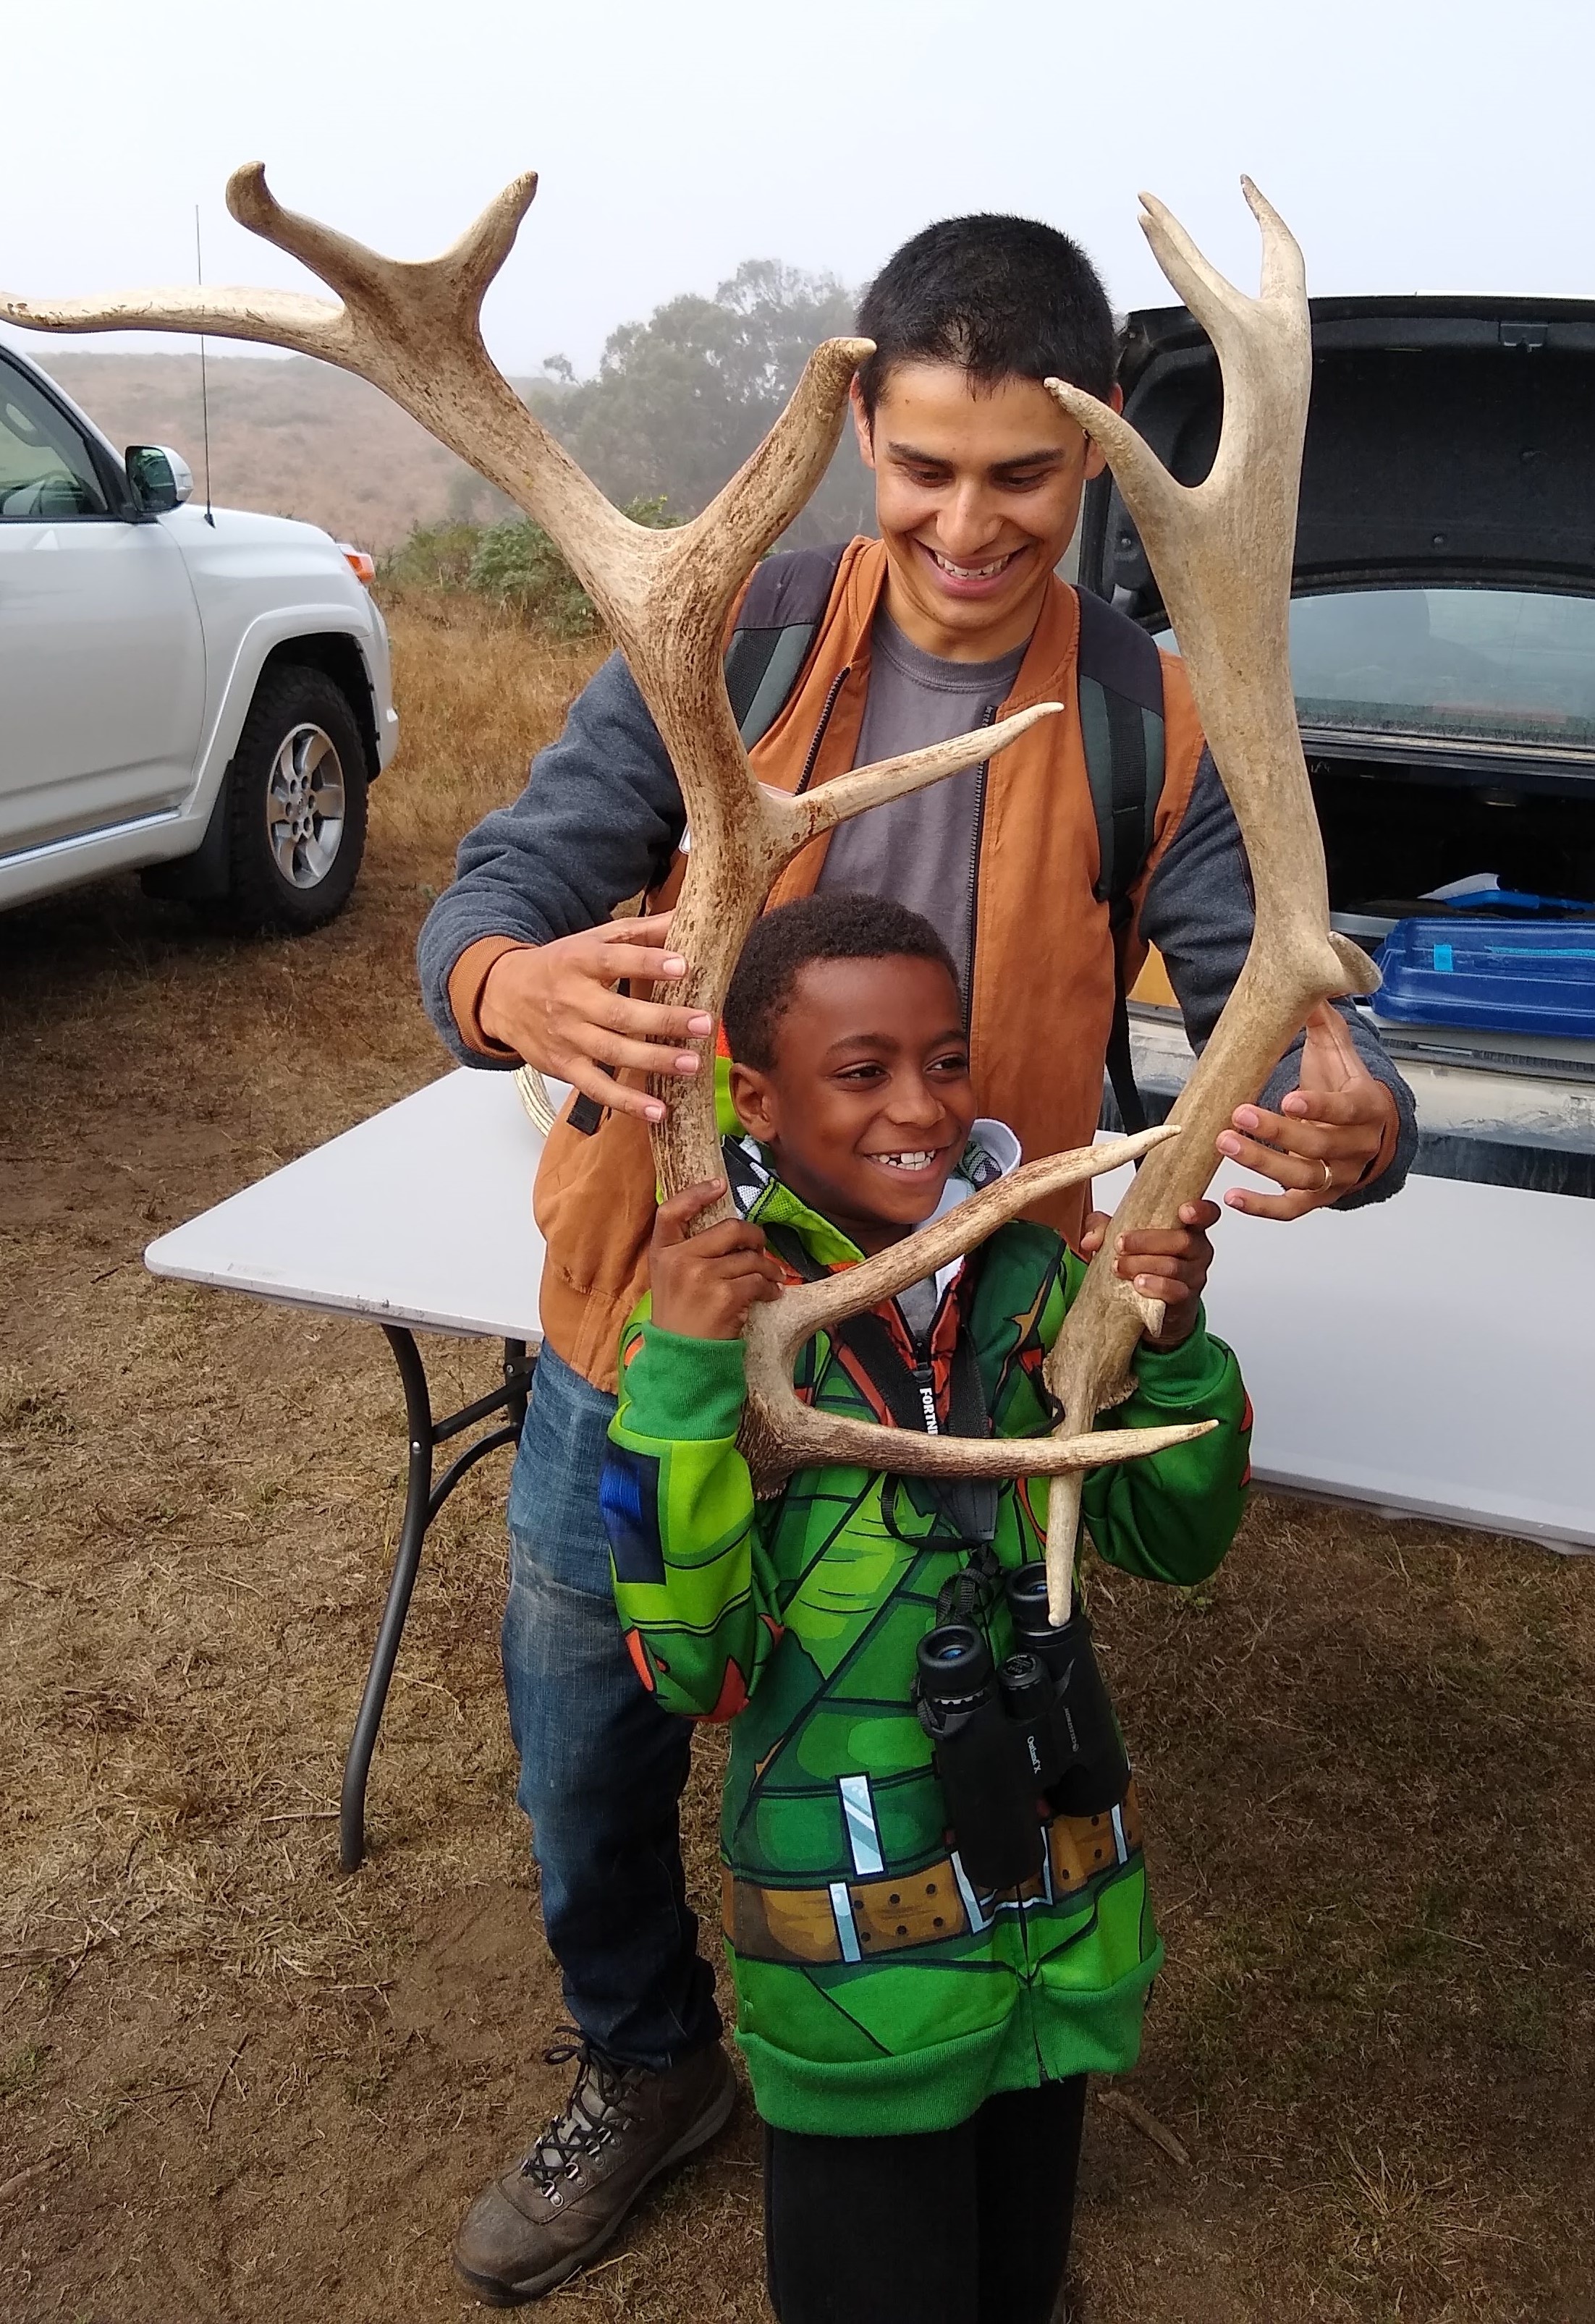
[194,203,215,526]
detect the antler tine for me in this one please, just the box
[0,281,347,361]
[216,165,652,616]
[1046,378,1185,543]
[761,1128,1176,1352]
[226,160,540,333]
[1,166,541,378]
[0,164,642,611]
[594,339,875,839]
[748,1409,1216,1490]
[1240,174,1308,311]
[793,705,1062,843]
[1133,190,1255,355]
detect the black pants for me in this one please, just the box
[763,2078,1088,2324]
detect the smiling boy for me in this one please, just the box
[423,213,1416,2302]
[601,893,1251,2324]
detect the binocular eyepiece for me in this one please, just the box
[913,1563,1131,1893]
[915,1622,995,1705]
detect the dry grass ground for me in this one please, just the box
[2,592,1593,2323]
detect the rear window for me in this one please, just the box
[1159,587,1595,751]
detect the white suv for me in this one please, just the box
[0,341,397,930]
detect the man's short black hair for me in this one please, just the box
[855,213,1115,418]
[723,893,958,1071]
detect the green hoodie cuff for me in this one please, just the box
[1128,1312,1235,1407]
[619,1324,749,1443]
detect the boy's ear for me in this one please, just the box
[729,1060,779,1142]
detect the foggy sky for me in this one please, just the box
[4,0,1591,375]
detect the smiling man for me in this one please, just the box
[418,213,1417,2305]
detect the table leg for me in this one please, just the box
[339,1328,533,1873]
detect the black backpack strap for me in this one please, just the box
[724,543,849,748]
[1075,585,1166,910]
[1074,588,1169,1138]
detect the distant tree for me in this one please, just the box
[444,465,516,525]
[526,261,874,547]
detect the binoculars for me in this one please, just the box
[913,1562,1130,1892]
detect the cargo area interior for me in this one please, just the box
[1311,759,1594,923]
[1085,300,1595,1193]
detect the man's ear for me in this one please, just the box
[1080,382,1125,485]
[849,376,877,471]
[729,1061,779,1143]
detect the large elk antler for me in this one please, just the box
[1033,179,1382,1616]
[4,170,1211,1511]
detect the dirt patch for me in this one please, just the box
[3,592,1593,2323]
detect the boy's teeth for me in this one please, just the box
[878,1150,935,1169]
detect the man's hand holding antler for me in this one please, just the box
[1214,1001,1398,1221]
[478,914,710,1126]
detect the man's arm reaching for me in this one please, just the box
[1139,750,1419,1215]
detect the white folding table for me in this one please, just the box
[1093,1150,1595,1551]
[145,1066,1594,1870]
[145,1066,551,1872]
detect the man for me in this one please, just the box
[419,212,1416,2305]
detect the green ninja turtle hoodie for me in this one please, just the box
[601,1124,1251,2136]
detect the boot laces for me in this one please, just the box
[519,2027,640,2189]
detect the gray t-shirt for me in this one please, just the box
[815,611,1027,996]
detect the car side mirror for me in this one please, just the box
[125,444,194,517]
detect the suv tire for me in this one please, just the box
[217,664,369,932]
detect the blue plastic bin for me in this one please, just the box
[1374,916,1595,1039]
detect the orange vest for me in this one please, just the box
[533,538,1206,1390]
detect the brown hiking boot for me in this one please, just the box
[452,2031,737,2304]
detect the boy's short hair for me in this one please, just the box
[724,893,958,1071]
[855,213,1115,418]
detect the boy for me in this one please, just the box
[601,894,1251,2324]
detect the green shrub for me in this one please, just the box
[466,517,594,635]
[467,496,680,635]
[381,496,680,634]
[376,520,483,593]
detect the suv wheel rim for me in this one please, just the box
[266,724,346,888]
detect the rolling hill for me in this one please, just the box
[31,351,507,549]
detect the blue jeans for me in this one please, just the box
[502,1344,722,2070]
